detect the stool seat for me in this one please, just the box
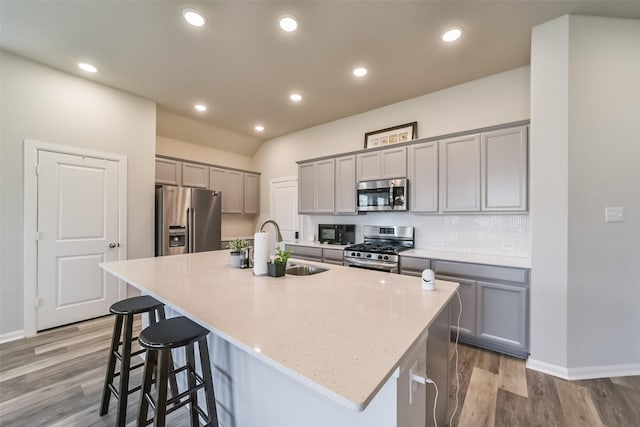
[110,295,164,315]
[139,316,209,350]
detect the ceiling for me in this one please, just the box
[2,1,640,155]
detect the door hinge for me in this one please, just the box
[35,231,42,241]
[35,297,42,308]
[35,165,40,175]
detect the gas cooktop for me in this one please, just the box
[344,242,410,255]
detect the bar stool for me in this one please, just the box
[137,316,219,427]
[100,295,177,426]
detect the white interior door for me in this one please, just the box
[36,150,120,330]
[270,177,299,246]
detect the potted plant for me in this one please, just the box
[228,239,249,268]
[268,246,291,277]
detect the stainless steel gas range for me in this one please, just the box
[343,225,414,273]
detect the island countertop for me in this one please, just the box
[100,250,457,412]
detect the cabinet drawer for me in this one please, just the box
[322,248,344,265]
[433,260,528,284]
[399,256,431,277]
[285,245,323,262]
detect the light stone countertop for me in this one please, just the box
[101,250,457,411]
[283,240,350,250]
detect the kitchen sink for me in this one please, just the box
[285,263,328,276]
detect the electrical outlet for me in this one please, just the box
[409,361,418,404]
[502,242,515,250]
[435,239,445,246]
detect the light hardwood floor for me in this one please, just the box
[1,316,639,426]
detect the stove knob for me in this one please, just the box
[384,256,389,260]
[377,255,383,260]
[366,254,372,258]
[356,252,361,257]
[351,252,356,256]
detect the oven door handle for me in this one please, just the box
[346,258,397,271]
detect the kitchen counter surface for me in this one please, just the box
[101,251,457,411]
[402,249,531,269]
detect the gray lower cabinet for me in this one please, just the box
[399,256,431,277]
[438,275,476,337]
[433,259,529,358]
[322,248,344,265]
[285,244,323,262]
[476,281,528,352]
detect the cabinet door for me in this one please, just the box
[315,159,335,213]
[243,173,260,215]
[209,167,226,191]
[285,244,323,262]
[322,248,344,265]
[408,142,438,212]
[440,135,481,212]
[356,151,381,181]
[476,281,527,352]
[399,256,431,277]
[335,155,356,214]
[298,163,315,213]
[381,147,407,179]
[155,158,181,185]
[438,275,476,337]
[224,171,244,214]
[182,162,209,188]
[481,126,528,211]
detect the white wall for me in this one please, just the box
[566,16,640,370]
[530,15,640,377]
[0,53,157,335]
[529,15,570,371]
[253,67,531,256]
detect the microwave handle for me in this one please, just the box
[389,182,395,209]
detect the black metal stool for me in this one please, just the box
[137,316,219,427]
[100,295,177,426]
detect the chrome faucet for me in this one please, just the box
[258,219,283,242]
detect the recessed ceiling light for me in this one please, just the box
[183,8,206,27]
[290,93,302,102]
[194,104,207,112]
[442,27,463,42]
[279,15,298,32]
[254,125,265,132]
[353,67,368,77]
[78,62,98,73]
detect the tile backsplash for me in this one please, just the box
[302,212,530,257]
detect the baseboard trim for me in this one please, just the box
[0,330,25,344]
[527,358,640,380]
[526,358,570,379]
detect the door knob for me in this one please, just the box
[109,243,118,248]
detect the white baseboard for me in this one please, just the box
[0,329,25,344]
[527,358,640,380]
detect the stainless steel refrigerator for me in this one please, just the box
[155,186,222,256]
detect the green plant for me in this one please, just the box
[228,239,249,253]
[273,246,291,265]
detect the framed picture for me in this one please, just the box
[364,121,417,149]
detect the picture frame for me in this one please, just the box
[364,121,417,149]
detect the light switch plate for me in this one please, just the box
[605,207,624,223]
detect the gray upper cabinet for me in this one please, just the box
[298,159,335,213]
[481,126,528,211]
[210,167,243,214]
[335,155,356,214]
[440,135,481,212]
[181,162,209,188]
[155,158,181,186]
[408,141,438,212]
[356,147,407,181]
[298,163,316,213]
[243,173,260,215]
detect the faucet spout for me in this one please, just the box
[258,219,283,242]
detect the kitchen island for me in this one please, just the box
[101,250,458,427]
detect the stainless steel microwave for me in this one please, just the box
[357,178,408,212]
[318,224,355,245]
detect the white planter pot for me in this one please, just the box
[230,252,241,268]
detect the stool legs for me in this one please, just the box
[137,348,156,427]
[198,338,219,427]
[117,313,135,426]
[186,344,199,427]
[100,314,123,416]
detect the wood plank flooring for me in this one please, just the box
[1,316,639,426]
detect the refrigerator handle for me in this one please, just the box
[191,207,196,252]
[186,207,193,253]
